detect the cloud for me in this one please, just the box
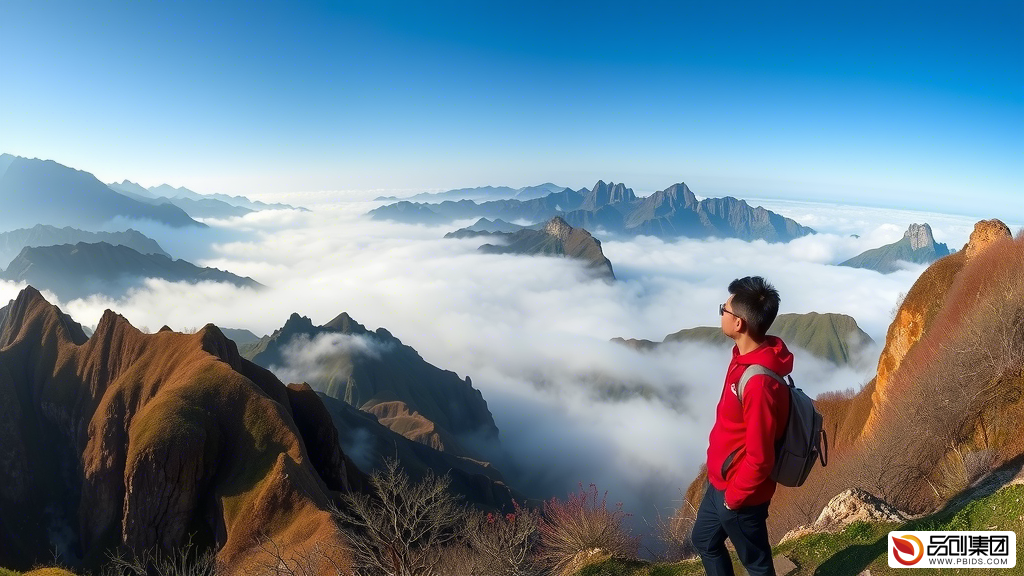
[39,196,995,556]
[0,279,62,313]
[268,332,396,386]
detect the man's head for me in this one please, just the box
[720,276,780,340]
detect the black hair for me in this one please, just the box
[728,276,780,339]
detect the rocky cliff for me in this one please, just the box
[0,286,362,574]
[676,219,1023,547]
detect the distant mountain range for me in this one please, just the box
[374,183,566,203]
[0,224,168,268]
[839,223,951,273]
[372,186,583,226]
[107,180,306,219]
[443,217,536,237]
[474,217,616,280]
[372,180,815,242]
[0,241,262,301]
[109,180,305,212]
[612,312,875,367]
[239,311,501,460]
[0,154,204,231]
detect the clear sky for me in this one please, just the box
[1,1,1020,217]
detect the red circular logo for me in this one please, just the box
[892,534,924,565]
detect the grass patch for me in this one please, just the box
[577,483,1024,576]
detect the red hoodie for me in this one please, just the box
[706,335,793,510]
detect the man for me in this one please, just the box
[691,276,792,576]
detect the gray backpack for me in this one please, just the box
[737,364,828,487]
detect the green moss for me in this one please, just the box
[843,520,874,541]
[577,483,1024,576]
[0,568,21,576]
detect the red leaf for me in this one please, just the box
[893,536,915,556]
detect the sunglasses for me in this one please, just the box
[719,303,744,320]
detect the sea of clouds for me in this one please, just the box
[0,191,1018,556]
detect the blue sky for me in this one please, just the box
[1,0,1020,218]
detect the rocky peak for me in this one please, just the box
[664,182,697,208]
[544,216,575,240]
[963,219,1011,262]
[196,323,244,371]
[580,180,635,210]
[282,312,316,334]
[323,311,367,334]
[904,223,936,250]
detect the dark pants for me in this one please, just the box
[690,480,775,576]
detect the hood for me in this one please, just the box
[731,335,794,377]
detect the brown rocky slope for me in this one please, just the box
[675,219,1024,547]
[0,286,364,574]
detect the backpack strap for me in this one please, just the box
[737,364,788,404]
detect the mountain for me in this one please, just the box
[514,182,568,200]
[220,327,261,347]
[373,183,566,203]
[0,242,262,301]
[613,312,874,366]
[477,217,616,280]
[374,185,518,203]
[839,223,951,273]
[144,182,306,212]
[368,200,452,224]
[0,286,364,574]
[369,187,584,225]
[106,179,157,199]
[316,392,520,509]
[578,180,637,211]
[676,219,1024,547]
[239,311,501,458]
[0,154,205,231]
[622,182,815,241]
[109,182,270,219]
[0,225,168,268]
[443,218,537,239]
[462,217,534,233]
[370,180,814,242]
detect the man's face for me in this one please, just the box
[720,294,744,339]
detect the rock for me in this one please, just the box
[779,488,906,544]
[813,488,906,528]
[905,223,936,250]
[963,219,1011,262]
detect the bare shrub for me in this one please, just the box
[890,291,907,321]
[534,483,639,574]
[459,499,539,576]
[101,538,218,576]
[646,487,697,562]
[963,448,997,486]
[252,536,351,576]
[329,456,469,576]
